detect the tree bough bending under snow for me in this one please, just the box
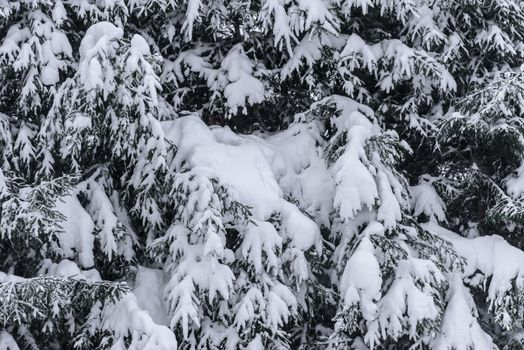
[1,0,524,349]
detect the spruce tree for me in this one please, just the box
[0,0,524,349]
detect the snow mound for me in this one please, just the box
[133,266,169,325]
[163,115,324,251]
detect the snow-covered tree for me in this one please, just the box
[147,115,324,348]
[1,0,524,349]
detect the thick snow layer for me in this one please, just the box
[103,293,178,350]
[79,22,123,62]
[133,266,169,325]
[14,123,35,164]
[39,258,101,281]
[33,259,176,349]
[241,123,334,226]
[130,34,151,56]
[329,96,377,220]
[340,34,380,72]
[241,221,282,273]
[0,330,19,350]
[320,95,405,228]
[41,65,60,86]
[298,0,338,33]
[0,266,176,349]
[79,177,135,261]
[221,45,265,114]
[281,33,346,81]
[431,274,495,350]
[78,22,123,91]
[339,236,382,319]
[367,258,443,343]
[410,182,446,222]
[423,222,524,301]
[41,31,72,86]
[54,194,95,267]
[0,272,24,284]
[162,115,323,252]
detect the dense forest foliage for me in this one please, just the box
[1,0,524,349]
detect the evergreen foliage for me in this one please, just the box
[0,0,524,349]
